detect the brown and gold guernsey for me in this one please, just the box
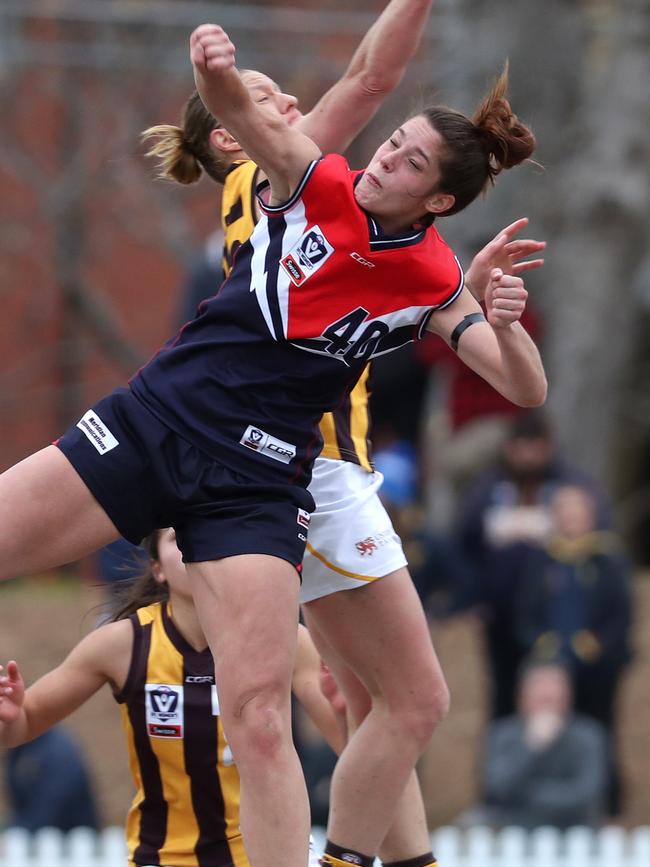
[115,602,249,867]
[221,159,373,472]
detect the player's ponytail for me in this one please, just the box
[419,64,535,221]
[471,63,536,183]
[141,91,231,185]
[111,531,169,622]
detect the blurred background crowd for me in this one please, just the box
[1,0,650,838]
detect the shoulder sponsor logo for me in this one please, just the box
[240,425,296,464]
[280,225,334,286]
[145,684,184,738]
[281,254,306,286]
[76,410,119,454]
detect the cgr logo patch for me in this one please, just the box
[240,425,296,464]
[280,225,334,286]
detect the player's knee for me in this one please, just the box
[399,681,450,747]
[227,685,290,764]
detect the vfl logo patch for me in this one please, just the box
[76,410,119,454]
[280,225,334,286]
[145,684,184,738]
[240,425,296,464]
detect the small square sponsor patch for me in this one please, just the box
[240,425,296,464]
[280,225,334,286]
[76,410,119,454]
[297,508,311,529]
[145,684,184,738]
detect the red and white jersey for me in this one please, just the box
[131,154,463,487]
[250,154,463,363]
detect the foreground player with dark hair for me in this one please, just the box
[144,86,544,867]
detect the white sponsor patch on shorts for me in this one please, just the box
[297,508,311,529]
[76,410,119,454]
[239,425,296,464]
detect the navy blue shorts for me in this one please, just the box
[56,388,314,567]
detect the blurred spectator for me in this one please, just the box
[370,343,432,453]
[374,441,472,612]
[514,483,633,815]
[458,660,608,830]
[4,726,100,831]
[451,409,612,719]
[417,304,542,531]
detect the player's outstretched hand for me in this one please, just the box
[0,661,25,724]
[485,269,528,329]
[190,24,236,75]
[466,217,545,302]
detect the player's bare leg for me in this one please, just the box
[0,445,121,580]
[188,555,310,867]
[307,618,435,865]
[304,567,449,861]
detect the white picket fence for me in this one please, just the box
[1,825,650,867]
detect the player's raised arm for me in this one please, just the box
[298,0,434,153]
[427,273,547,408]
[190,24,321,204]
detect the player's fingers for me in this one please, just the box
[192,23,226,41]
[492,296,526,312]
[498,217,530,241]
[505,239,546,255]
[512,259,545,274]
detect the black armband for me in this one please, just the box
[450,312,486,352]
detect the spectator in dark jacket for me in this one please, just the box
[514,483,633,815]
[452,410,613,719]
[459,660,608,830]
[5,726,100,831]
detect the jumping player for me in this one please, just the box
[0,19,546,867]
[144,64,544,867]
[0,527,343,867]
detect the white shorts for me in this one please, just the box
[300,458,407,604]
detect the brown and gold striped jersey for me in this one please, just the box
[115,602,249,867]
[221,159,373,472]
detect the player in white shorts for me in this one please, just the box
[301,458,406,603]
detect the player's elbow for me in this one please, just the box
[512,376,548,408]
[353,68,404,101]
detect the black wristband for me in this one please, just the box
[450,312,486,352]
